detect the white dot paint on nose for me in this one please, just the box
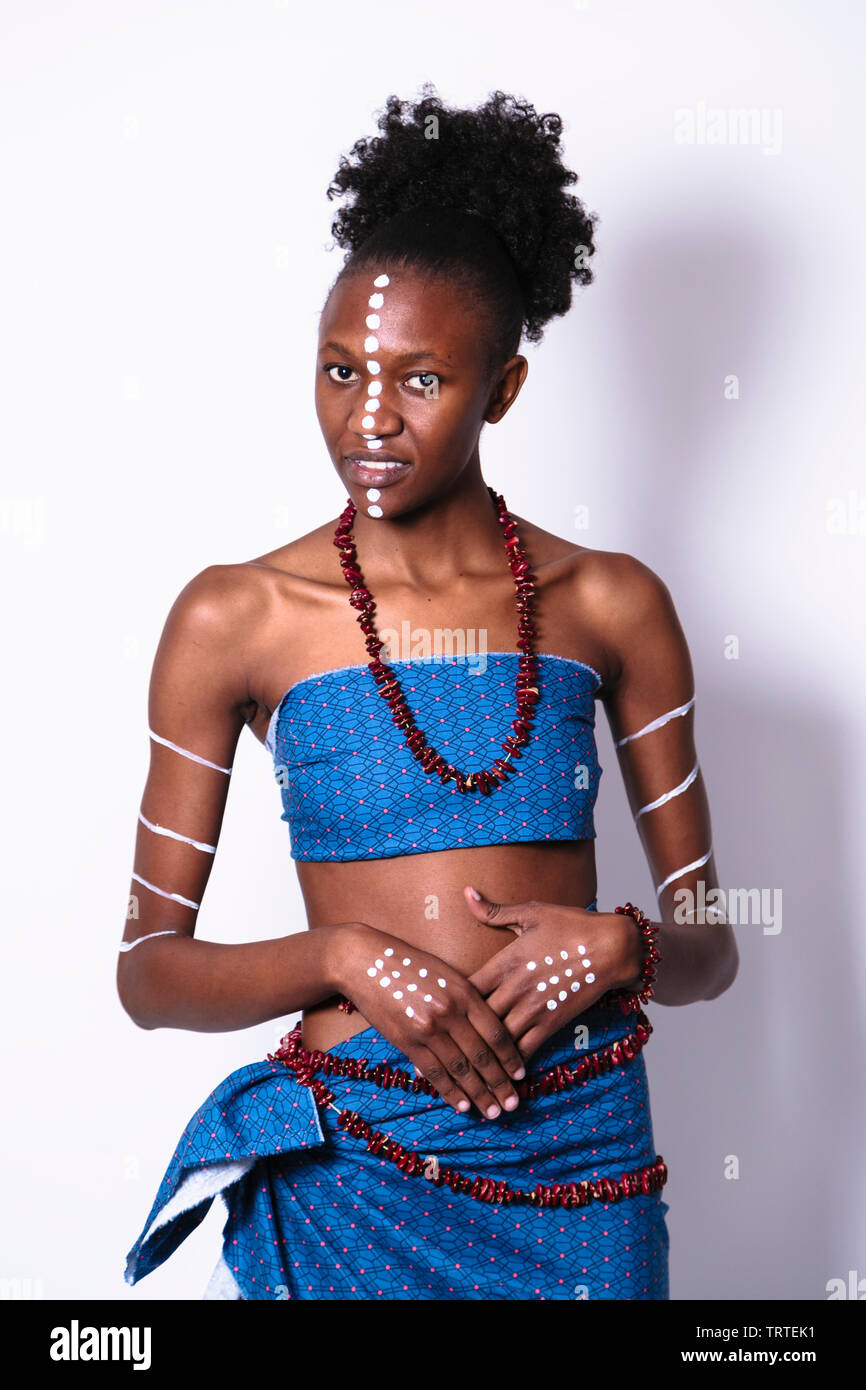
[367,504,383,517]
[366,488,381,501]
[369,293,384,308]
[373,273,390,287]
[585,972,596,984]
[364,336,379,353]
[367,381,383,396]
[366,360,381,374]
[362,416,376,430]
[366,314,380,329]
[365,398,379,411]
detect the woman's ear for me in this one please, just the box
[485,355,529,424]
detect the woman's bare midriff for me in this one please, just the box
[297,838,597,1049]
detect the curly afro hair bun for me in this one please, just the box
[326,84,598,363]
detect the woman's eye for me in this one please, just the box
[407,371,440,392]
[325,365,359,383]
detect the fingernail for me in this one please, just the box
[486,1104,501,1119]
[468,886,481,900]
[504,1095,519,1111]
[457,1099,470,1113]
[512,1066,526,1080]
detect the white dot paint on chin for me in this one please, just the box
[366,488,381,501]
[367,504,383,517]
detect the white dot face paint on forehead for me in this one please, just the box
[364,336,379,353]
[373,273,390,287]
[366,314,380,329]
[368,293,384,309]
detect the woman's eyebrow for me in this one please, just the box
[319,339,450,366]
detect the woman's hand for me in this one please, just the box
[330,922,527,1119]
[462,887,644,1061]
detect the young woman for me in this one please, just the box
[121,87,738,1301]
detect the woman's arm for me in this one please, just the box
[117,564,353,1032]
[596,553,739,1006]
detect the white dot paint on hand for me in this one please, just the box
[526,961,537,971]
[407,983,417,991]
[544,956,554,965]
[418,967,428,977]
[393,990,403,1000]
[373,273,390,287]
[558,990,567,1001]
[406,1005,415,1018]
[571,981,580,992]
[578,945,586,954]
[391,969,400,978]
[380,976,391,987]
[366,966,377,977]
[550,976,559,985]
[564,968,573,978]
[560,950,569,960]
[437,978,447,988]
[585,972,596,984]
[581,958,592,968]
[423,993,432,1002]
[537,981,546,992]
[546,999,557,1011]
[384,948,394,956]
[402,958,412,966]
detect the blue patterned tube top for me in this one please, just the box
[265,652,603,862]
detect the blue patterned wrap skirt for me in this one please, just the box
[124,993,670,1301]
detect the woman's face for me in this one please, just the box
[315,266,526,518]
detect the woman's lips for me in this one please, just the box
[344,455,412,486]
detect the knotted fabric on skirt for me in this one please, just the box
[125,992,670,1301]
